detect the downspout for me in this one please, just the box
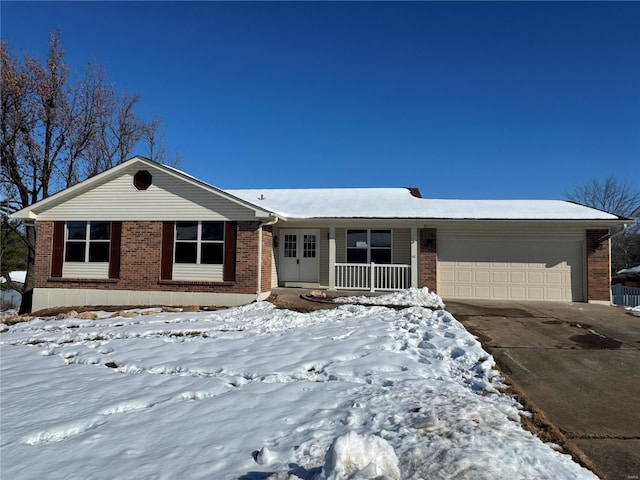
[257,215,279,299]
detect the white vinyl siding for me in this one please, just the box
[36,166,261,221]
[392,228,411,265]
[62,263,109,279]
[172,264,224,282]
[437,229,585,302]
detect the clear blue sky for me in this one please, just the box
[2,1,639,200]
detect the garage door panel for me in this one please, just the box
[438,235,584,302]
[510,272,526,283]
[528,271,544,283]
[458,270,474,282]
[475,271,490,283]
[527,287,544,300]
[491,271,508,283]
[510,286,526,298]
[457,285,474,297]
[475,286,490,297]
[491,286,508,298]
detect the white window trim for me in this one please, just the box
[345,229,393,264]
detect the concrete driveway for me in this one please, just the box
[445,300,640,480]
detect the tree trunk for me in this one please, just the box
[18,224,36,314]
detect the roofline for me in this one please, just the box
[565,200,632,221]
[10,156,275,219]
[276,216,627,223]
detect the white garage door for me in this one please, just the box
[438,233,584,301]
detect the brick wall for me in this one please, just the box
[419,228,437,292]
[586,229,611,302]
[261,226,273,290]
[34,221,54,288]
[35,220,272,295]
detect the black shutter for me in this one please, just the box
[51,222,65,278]
[109,222,122,279]
[223,222,237,282]
[161,222,174,280]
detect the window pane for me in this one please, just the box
[89,242,110,262]
[176,222,198,240]
[371,248,392,264]
[347,230,367,248]
[90,222,111,240]
[284,234,297,258]
[347,248,367,263]
[65,242,85,262]
[202,222,224,241]
[201,243,224,264]
[371,230,391,248]
[67,222,87,240]
[175,242,197,263]
[303,234,316,258]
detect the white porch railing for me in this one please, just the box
[612,284,640,307]
[335,263,411,292]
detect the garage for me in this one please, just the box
[437,232,585,301]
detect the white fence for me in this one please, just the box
[612,284,640,307]
[335,263,411,292]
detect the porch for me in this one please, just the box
[274,226,422,293]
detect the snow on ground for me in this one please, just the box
[0,270,26,284]
[0,296,596,479]
[334,287,445,309]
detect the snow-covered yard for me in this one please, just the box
[0,291,596,479]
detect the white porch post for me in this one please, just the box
[328,227,336,289]
[411,227,419,288]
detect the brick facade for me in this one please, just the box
[261,226,273,291]
[586,229,611,302]
[419,228,437,292]
[35,220,271,295]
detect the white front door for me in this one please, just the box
[280,229,320,284]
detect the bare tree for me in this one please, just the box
[566,176,640,272]
[1,32,174,312]
[144,115,182,167]
[567,176,640,217]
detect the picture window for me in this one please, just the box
[346,229,392,264]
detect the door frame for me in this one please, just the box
[278,228,320,286]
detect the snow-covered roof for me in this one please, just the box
[226,187,623,221]
[617,265,640,276]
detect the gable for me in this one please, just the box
[25,162,266,222]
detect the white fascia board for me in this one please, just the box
[423,218,628,230]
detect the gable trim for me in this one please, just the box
[11,156,274,220]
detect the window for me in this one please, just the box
[346,229,392,264]
[65,222,111,262]
[283,234,297,258]
[175,221,224,264]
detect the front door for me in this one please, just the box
[279,229,320,284]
